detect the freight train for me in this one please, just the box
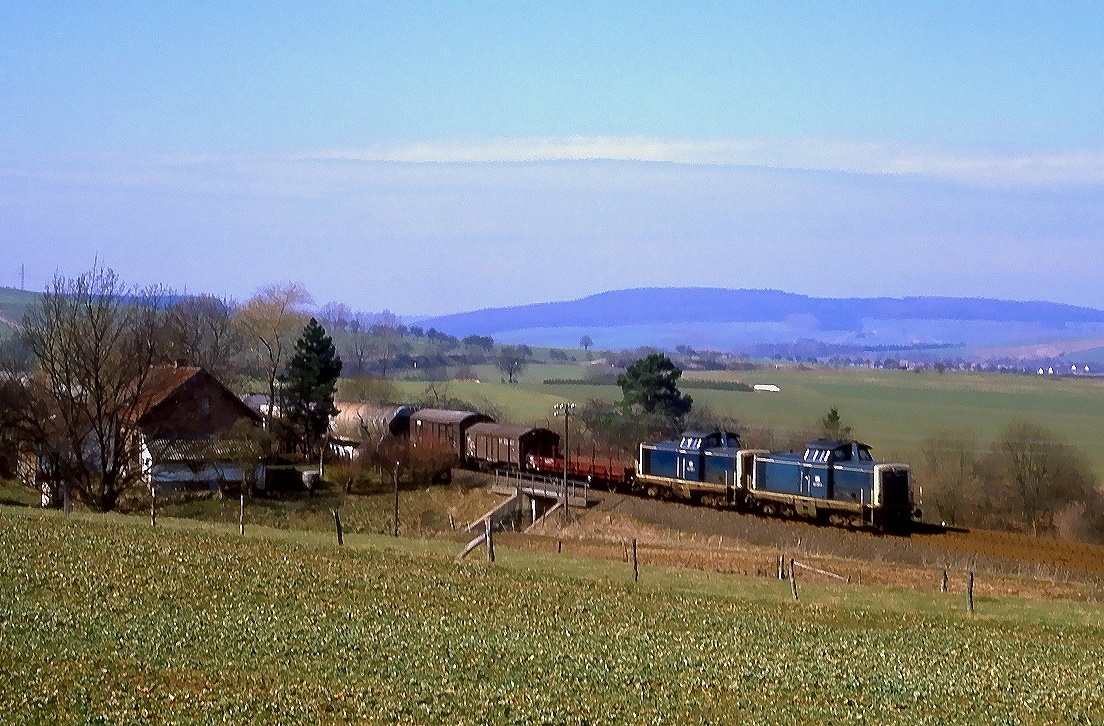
[339,403,920,532]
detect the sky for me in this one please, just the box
[1,2,1103,315]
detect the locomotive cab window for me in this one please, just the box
[857,448,873,461]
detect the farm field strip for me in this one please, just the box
[390,366,1104,475]
[2,506,1104,724]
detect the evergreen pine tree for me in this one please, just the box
[280,318,342,456]
[819,406,853,440]
[617,353,693,424]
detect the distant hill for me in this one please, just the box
[0,286,37,334]
[418,288,1104,355]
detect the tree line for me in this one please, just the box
[917,422,1102,540]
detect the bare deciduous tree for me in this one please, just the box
[341,313,372,375]
[983,420,1095,536]
[20,267,166,511]
[917,428,981,527]
[237,282,312,420]
[163,295,249,386]
[370,310,403,378]
[496,345,530,384]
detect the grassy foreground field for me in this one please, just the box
[2,506,1103,724]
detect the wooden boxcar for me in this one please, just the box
[409,408,494,461]
[465,423,559,469]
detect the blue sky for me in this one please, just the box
[2,2,1103,314]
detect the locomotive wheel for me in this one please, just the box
[646,486,661,499]
[847,515,864,529]
[760,502,777,517]
[828,513,847,527]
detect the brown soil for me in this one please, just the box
[509,492,1104,602]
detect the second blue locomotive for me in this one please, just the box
[635,431,917,530]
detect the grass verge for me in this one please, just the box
[2,505,1102,724]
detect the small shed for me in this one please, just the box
[142,438,265,493]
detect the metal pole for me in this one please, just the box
[563,406,569,520]
[553,402,576,523]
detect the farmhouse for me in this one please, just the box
[135,363,264,493]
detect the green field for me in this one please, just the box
[2,506,1102,724]
[0,285,36,325]
[388,364,1104,476]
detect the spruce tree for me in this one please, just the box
[617,353,693,424]
[280,318,342,456]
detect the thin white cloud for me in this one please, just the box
[310,136,1104,187]
[5,137,1103,190]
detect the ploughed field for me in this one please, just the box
[547,493,1104,602]
[3,506,1103,725]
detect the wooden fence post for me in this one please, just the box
[150,487,156,527]
[778,553,785,580]
[966,571,975,613]
[239,492,245,535]
[632,538,639,582]
[941,569,948,593]
[485,518,495,563]
[557,540,562,554]
[789,558,799,602]
[393,463,400,537]
[63,483,71,516]
[332,509,343,546]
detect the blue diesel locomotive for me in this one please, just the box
[635,431,918,530]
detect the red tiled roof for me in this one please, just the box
[134,365,202,421]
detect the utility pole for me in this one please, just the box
[553,401,576,521]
